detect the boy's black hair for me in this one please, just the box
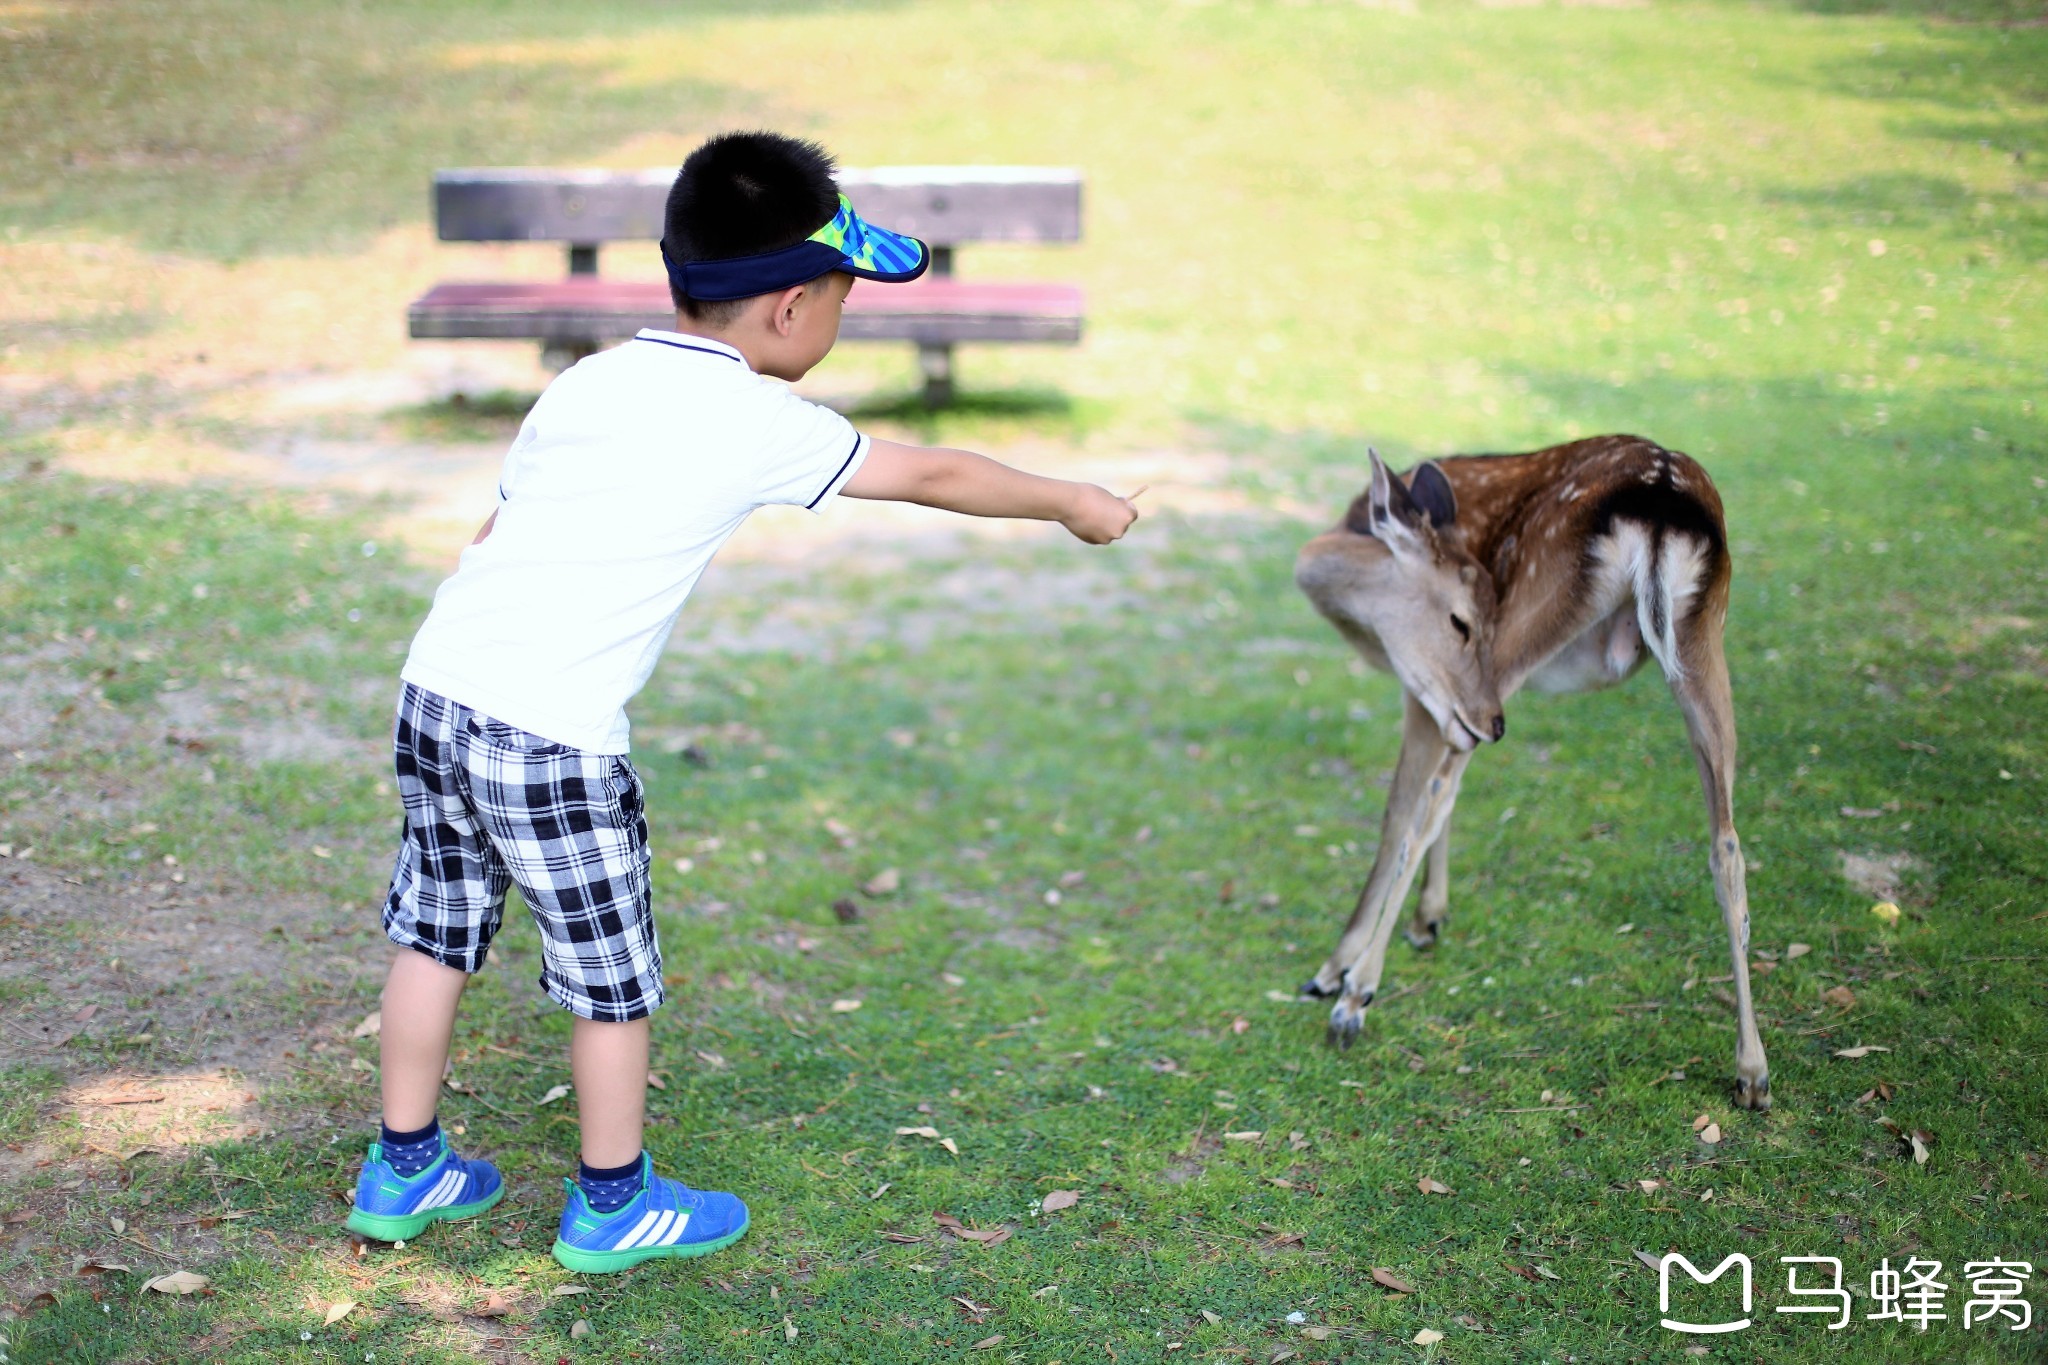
[664,132,841,322]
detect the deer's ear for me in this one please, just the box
[1409,461,1457,529]
[1366,448,1426,548]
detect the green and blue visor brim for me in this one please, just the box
[660,195,929,302]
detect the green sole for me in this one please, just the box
[345,1181,504,1242]
[549,1214,750,1273]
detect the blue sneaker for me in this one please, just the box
[551,1155,749,1272]
[345,1137,504,1242]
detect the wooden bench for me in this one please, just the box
[408,166,1084,406]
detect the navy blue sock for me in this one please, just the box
[380,1118,442,1179]
[578,1154,645,1215]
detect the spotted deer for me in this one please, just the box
[1293,435,1769,1109]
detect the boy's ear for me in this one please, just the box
[768,283,808,336]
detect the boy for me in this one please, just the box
[345,132,1137,1273]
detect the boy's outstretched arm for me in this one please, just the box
[841,439,1138,544]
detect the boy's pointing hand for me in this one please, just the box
[1063,483,1141,545]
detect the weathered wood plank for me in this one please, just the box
[408,278,1083,346]
[433,167,1082,245]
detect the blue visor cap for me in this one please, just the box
[660,195,929,302]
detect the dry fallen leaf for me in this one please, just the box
[1371,1267,1415,1294]
[972,1336,1004,1350]
[939,1137,961,1156]
[1691,1112,1713,1133]
[1302,1326,1334,1341]
[1699,1123,1723,1145]
[1417,1177,1453,1195]
[785,1316,799,1342]
[1040,1189,1080,1213]
[1870,901,1901,926]
[1413,1328,1445,1346]
[1824,985,1859,1010]
[897,1125,941,1139]
[1634,1249,1663,1273]
[1534,1264,1561,1281]
[551,1284,589,1297]
[538,1084,571,1105]
[143,1271,208,1295]
[571,1319,591,1340]
[831,998,863,1013]
[323,1300,356,1326]
[1232,1017,1251,1034]
[645,1072,666,1090]
[1833,1044,1891,1059]
[1638,1178,1666,1194]
[472,1291,514,1318]
[351,1011,381,1039]
[1786,942,1811,960]
[863,868,901,897]
[1202,1309,1224,1325]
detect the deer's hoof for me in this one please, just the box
[1324,991,1374,1048]
[1402,922,1440,951]
[1734,1072,1772,1111]
[1299,976,1336,1000]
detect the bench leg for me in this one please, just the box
[917,342,954,408]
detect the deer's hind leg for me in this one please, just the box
[1662,606,1771,1110]
[1403,824,1452,949]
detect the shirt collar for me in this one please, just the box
[633,329,748,367]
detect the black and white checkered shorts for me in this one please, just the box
[381,683,663,1022]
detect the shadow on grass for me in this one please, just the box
[842,384,1113,444]
[391,389,542,444]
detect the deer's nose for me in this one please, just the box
[1490,713,1507,742]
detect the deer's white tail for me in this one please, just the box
[1610,522,1710,685]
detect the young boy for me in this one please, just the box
[345,132,1137,1273]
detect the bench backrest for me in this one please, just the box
[433,167,1082,246]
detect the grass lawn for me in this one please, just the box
[1,1,2044,1361]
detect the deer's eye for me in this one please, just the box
[1451,614,1472,644]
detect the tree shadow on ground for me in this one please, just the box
[0,0,903,260]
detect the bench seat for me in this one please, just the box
[409,277,1083,347]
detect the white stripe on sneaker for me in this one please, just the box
[633,1210,675,1249]
[418,1169,462,1210]
[658,1212,691,1245]
[613,1209,662,1249]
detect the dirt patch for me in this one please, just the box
[0,858,386,1298]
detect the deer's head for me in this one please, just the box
[1295,450,1506,752]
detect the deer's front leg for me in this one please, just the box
[1305,695,1465,1044]
[1324,748,1469,1044]
[1403,822,1452,949]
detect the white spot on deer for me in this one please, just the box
[1555,482,1579,503]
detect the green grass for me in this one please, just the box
[2,0,2045,1361]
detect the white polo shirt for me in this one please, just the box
[400,330,868,753]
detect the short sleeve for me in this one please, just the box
[751,384,869,514]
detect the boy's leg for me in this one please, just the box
[348,685,509,1242]
[379,948,468,1131]
[571,1015,650,1168]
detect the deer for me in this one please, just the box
[1293,434,1769,1110]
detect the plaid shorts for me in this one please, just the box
[381,683,664,1022]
